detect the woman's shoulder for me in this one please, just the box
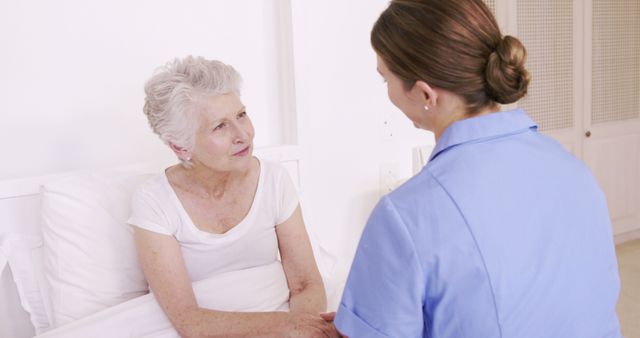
[128,171,181,236]
[254,156,298,197]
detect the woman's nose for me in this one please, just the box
[232,123,250,143]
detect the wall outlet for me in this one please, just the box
[412,144,435,174]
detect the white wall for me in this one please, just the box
[0,0,436,285]
[290,0,435,280]
[0,0,289,180]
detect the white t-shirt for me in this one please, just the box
[128,158,299,284]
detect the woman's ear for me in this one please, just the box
[169,142,191,161]
[413,80,438,109]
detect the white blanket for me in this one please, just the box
[36,261,290,338]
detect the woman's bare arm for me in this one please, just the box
[133,226,336,338]
[276,206,327,314]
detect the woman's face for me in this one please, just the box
[376,54,432,131]
[190,93,255,173]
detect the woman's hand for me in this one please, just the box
[283,312,341,338]
[319,312,349,338]
[319,312,335,322]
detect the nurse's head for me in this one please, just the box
[371,0,530,140]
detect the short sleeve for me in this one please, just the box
[275,165,299,225]
[335,197,425,338]
[127,187,176,236]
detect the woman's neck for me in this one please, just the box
[168,159,255,200]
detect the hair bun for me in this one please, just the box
[485,35,530,104]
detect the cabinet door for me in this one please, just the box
[582,0,640,235]
[513,0,640,236]
[515,0,582,156]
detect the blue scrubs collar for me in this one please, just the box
[430,108,538,162]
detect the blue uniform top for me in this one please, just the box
[335,109,621,338]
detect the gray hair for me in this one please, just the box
[143,56,242,164]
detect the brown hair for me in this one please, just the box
[371,0,530,114]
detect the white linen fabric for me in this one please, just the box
[127,157,299,282]
[35,261,290,338]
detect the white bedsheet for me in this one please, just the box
[36,261,290,338]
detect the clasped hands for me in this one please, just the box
[285,311,348,338]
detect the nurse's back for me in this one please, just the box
[422,110,621,337]
[334,0,621,336]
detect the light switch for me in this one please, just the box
[412,145,435,175]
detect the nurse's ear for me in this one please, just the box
[412,80,438,111]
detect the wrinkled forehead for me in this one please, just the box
[193,92,244,124]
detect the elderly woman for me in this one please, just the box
[128,56,337,337]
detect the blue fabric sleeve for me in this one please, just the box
[335,197,425,338]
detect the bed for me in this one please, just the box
[0,145,341,337]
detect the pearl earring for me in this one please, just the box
[424,105,430,111]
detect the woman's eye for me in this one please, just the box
[238,111,247,118]
[213,123,226,131]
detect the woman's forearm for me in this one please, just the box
[176,307,335,338]
[288,279,327,314]
[175,308,289,338]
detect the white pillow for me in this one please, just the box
[41,171,152,327]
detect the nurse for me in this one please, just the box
[333,0,622,337]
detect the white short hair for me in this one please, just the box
[143,56,242,161]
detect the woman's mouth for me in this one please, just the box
[233,146,251,157]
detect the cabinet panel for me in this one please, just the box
[587,0,640,235]
[516,0,574,132]
[508,0,640,236]
[583,134,640,234]
[591,0,640,124]
[484,0,496,13]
